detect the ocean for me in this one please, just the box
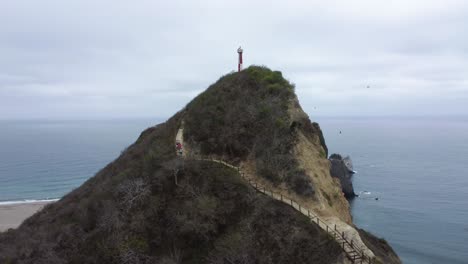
[316,116,468,264]
[0,117,467,263]
[0,119,158,204]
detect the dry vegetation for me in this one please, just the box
[0,156,343,263]
[358,229,402,264]
[184,66,327,196]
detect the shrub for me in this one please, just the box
[126,236,149,253]
[287,170,314,197]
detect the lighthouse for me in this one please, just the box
[237,46,243,72]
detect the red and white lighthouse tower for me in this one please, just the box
[237,46,243,72]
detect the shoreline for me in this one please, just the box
[0,201,56,232]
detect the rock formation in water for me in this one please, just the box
[329,154,357,199]
[0,66,400,264]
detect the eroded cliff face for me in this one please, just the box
[293,132,352,222]
[287,99,352,223]
[284,96,401,264]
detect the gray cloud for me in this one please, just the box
[1,0,467,119]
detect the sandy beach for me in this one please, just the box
[0,201,54,232]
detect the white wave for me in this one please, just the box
[0,198,60,206]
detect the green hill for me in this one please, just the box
[184,66,327,196]
[0,66,399,264]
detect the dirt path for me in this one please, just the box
[176,126,375,263]
[175,127,184,157]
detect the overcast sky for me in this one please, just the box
[1,0,467,120]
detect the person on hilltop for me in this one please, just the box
[176,142,183,155]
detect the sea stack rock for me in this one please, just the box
[329,154,356,199]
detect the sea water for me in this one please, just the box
[0,117,467,263]
[316,116,468,264]
[0,119,158,202]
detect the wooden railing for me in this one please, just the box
[193,155,376,264]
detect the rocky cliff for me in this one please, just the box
[329,154,356,199]
[0,66,400,264]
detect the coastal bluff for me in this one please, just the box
[0,66,400,264]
